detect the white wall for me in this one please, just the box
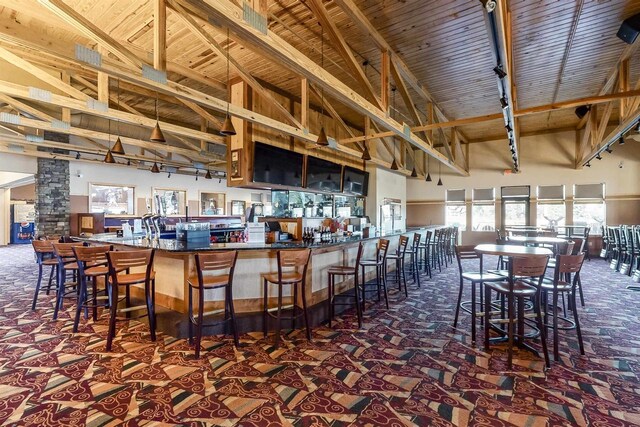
[69,161,269,215]
[0,189,9,245]
[365,166,407,229]
[0,153,37,175]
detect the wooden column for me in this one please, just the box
[154,0,167,71]
[381,50,390,114]
[227,78,252,187]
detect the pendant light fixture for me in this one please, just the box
[316,25,329,146]
[112,79,125,155]
[411,166,418,177]
[150,93,166,142]
[426,155,432,182]
[361,140,371,160]
[437,162,443,186]
[205,170,212,179]
[220,27,237,136]
[150,161,160,173]
[104,114,115,164]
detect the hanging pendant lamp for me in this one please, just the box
[205,170,212,179]
[150,95,166,142]
[104,116,116,163]
[426,155,432,182]
[316,126,329,146]
[411,166,418,177]
[151,162,160,173]
[437,162,443,186]
[390,155,399,171]
[361,141,371,160]
[112,79,125,154]
[220,28,237,136]
[316,25,329,146]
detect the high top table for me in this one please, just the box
[506,236,568,246]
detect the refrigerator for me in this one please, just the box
[379,199,402,234]
[10,203,35,244]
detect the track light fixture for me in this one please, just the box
[635,120,640,133]
[505,123,512,133]
[500,96,508,109]
[585,162,591,168]
[619,136,625,145]
[493,66,507,79]
[480,0,497,12]
[605,146,613,154]
[75,151,80,160]
[195,170,199,181]
[168,172,171,178]
[596,153,602,160]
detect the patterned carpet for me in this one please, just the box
[0,244,639,426]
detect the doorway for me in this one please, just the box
[500,186,530,231]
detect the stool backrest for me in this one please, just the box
[557,240,575,256]
[411,233,421,251]
[570,237,585,255]
[396,235,409,256]
[52,242,84,260]
[107,249,155,284]
[277,249,311,281]
[425,230,433,243]
[377,239,390,261]
[554,253,585,276]
[73,245,112,265]
[509,256,548,286]
[195,251,238,286]
[353,242,365,283]
[455,244,478,274]
[32,239,53,254]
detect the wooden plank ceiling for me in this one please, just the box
[0,0,639,171]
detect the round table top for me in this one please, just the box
[474,244,553,257]
[507,235,568,245]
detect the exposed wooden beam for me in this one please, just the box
[0,93,54,121]
[389,59,432,145]
[307,0,381,109]
[167,0,302,129]
[72,75,143,115]
[581,103,640,165]
[301,77,309,130]
[154,0,167,71]
[36,0,144,68]
[182,0,465,174]
[619,58,630,120]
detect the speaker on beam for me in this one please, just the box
[617,13,640,44]
[575,105,590,119]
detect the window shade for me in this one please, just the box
[446,189,465,203]
[537,185,564,200]
[501,185,530,198]
[574,183,604,200]
[473,188,494,201]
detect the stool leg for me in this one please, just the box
[301,281,312,342]
[471,281,476,342]
[275,284,283,349]
[32,263,43,310]
[507,293,514,369]
[73,275,87,333]
[354,274,363,328]
[577,276,585,307]
[195,287,204,359]
[92,276,100,321]
[188,285,194,345]
[46,265,55,295]
[453,277,464,328]
[553,291,559,361]
[534,293,550,368]
[376,265,381,303]
[263,278,268,338]
[227,283,239,348]
[381,265,389,309]
[484,286,491,350]
[401,259,408,297]
[328,273,333,328]
[146,280,156,342]
[106,283,118,352]
[292,280,298,331]
[360,266,366,313]
[53,266,64,320]
[572,290,584,355]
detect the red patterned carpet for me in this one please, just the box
[0,244,639,426]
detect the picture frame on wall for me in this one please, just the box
[230,149,241,179]
[152,188,187,216]
[88,183,136,215]
[200,192,226,216]
[231,200,246,216]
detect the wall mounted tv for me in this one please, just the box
[252,142,303,187]
[342,166,369,196]
[305,156,343,192]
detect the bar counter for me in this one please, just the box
[75,226,441,314]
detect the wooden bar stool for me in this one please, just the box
[387,235,410,297]
[72,245,112,333]
[188,251,239,358]
[359,239,390,310]
[51,242,85,320]
[106,249,156,351]
[540,253,586,360]
[262,249,312,349]
[31,240,58,310]
[327,242,364,328]
[483,255,550,368]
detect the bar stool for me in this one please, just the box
[359,239,390,309]
[188,251,239,358]
[540,253,586,361]
[72,245,112,333]
[262,249,312,349]
[327,242,364,328]
[106,249,156,351]
[483,255,550,368]
[31,240,58,310]
[52,242,85,320]
[408,233,422,288]
[453,245,505,342]
[417,230,433,278]
[387,235,409,297]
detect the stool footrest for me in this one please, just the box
[118,304,147,313]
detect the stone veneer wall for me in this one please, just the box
[35,158,70,236]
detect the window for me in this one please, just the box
[153,188,187,216]
[445,189,466,230]
[501,186,530,229]
[573,183,605,235]
[472,188,495,231]
[537,185,565,229]
[89,183,135,215]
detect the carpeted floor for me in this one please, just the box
[0,244,639,426]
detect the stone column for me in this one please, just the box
[35,158,70,237]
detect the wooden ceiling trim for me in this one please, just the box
[181,0,467,175]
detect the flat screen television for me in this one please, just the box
[342,166,369,196]
[305,156,343,192]
[252,142,303,187]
